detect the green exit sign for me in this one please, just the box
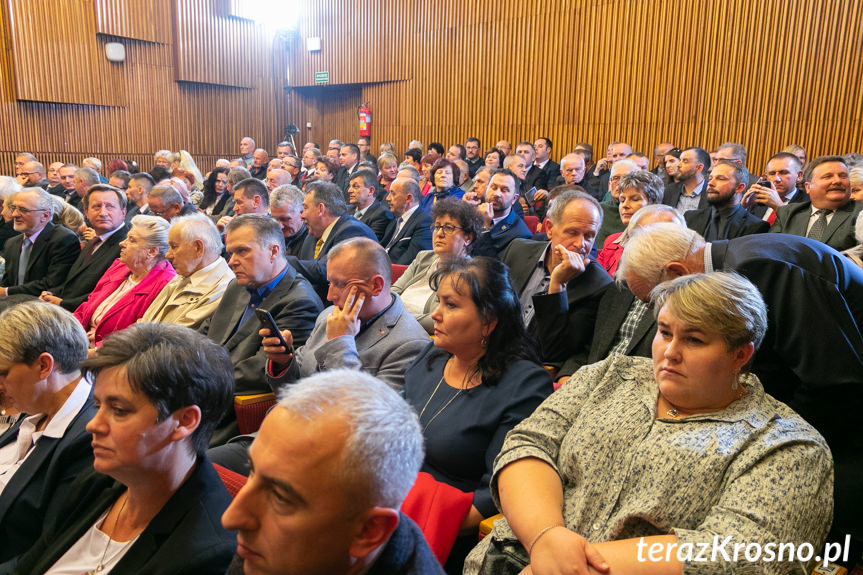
[315,71,329,84]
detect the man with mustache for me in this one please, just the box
[770,155,861,251]
[470,169,532,257]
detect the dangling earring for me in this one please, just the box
[480,335,488,347]
[731,372,740,391]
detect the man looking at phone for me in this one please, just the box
[743,152,806,223]
[209,238,428,473]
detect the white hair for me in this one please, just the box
[0,176,22,201]
[171,213,223,257]
[617,222,704,289]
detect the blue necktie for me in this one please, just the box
[17,238,32,285]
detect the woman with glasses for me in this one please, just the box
[392,198,483,334]
[403,257,553,572]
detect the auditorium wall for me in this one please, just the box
[1,0,861,177]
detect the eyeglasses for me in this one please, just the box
[10,205,47,214]
[430,223,464,235]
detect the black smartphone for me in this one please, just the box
[255,308,293,355]
[756,178,771,188]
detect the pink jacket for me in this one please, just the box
[74,258,176,345]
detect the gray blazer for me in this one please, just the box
[267,292,430,392]
[390,250,439,334]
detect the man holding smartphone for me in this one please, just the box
[742,152,806,224]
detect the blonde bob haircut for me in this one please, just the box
[650,272,767,368]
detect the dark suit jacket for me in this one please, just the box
[662,181,709,212]
[353,200,394,242]
[383,208,433,265]
[1,221,81,296]
[746,189,808,220]
[285,214,377,302]
[523,165,548,193]
[710,234,863,536]
[0,219,18,252]
[684,203,769,241]
[503,239,613,364]
[7,456,235,575]
[203,266,323,397]
[0,388,96,564]
[284,225,309,258]
[471,209,533,258]
[57,225,128,311]
[538,160,561,187]
[769,199,861,251]
[335,163,360,194]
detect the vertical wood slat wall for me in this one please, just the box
[0,1,861,178]
[286,0,863,172]
[0,0,287,175]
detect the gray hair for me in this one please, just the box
[130,214,171,258]
[0,176,22,201]
[227,167,252,188]
[25,161,45,177]
[75,167,100,187]
[617,223,705,291]
[651,272,767,367]
[276,369,423,508]
[849,166,863,187]
[148,183,183,206]
[22,187,55,217]
[627,204,686,229]
[618,170,664,204]
[82,157,103,172]
[305,181,347,217]
[171,213,223,257]
[154,149,173,161]
[717,142,748,164]
[408,139,422,150]
[0,300,88,374]
[547,190,603,228]
[396,165,420,181]
[855,209,863,245]
[270,184,303,212]
[225,213,286,258]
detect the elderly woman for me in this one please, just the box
[0,301,94,565]
[419,158,465,213]
[484,148,504,169]
[850,166,863,203]
[392,198,483,333]
[11,323,236,574]
[404,257,553,572]
[465,272,832,574]
[73,215,176,347]
[377,152,400,193]
[314,156,340,182]
[597,170,666,276]
[200,166,233,220]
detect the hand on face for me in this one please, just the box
[326,286,364,340]
[549,244,588,292]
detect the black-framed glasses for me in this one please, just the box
[430,223,463,235]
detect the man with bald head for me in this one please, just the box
[17,161,48,189]
[265,168,292,192]
[381,177,432,265]
[239,136,255,168]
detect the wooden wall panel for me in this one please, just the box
[286,0,863,173]
[5,0,126,106]
[95,0,172,43]
[172,0,263,88]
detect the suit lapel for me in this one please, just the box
[67,228,126,282]
[221,284,251,347]
[319,216,347,256]
[25,223,55,276]
[822,205,852,243]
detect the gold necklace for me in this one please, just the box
[418,361,470,432]
[664,387,747,419]
[89,493,132,575]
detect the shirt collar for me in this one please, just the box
[401,204,419,224]
[42,377,91,439]
[96,224,125,243]
[319,217,339,245]
[703,243,714,273]
[251,264,288,299]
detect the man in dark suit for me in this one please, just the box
[335,143,361,194]
[770,155,861,251]
[506,190,612,367]
[348,169,393,242]
[742,152,808,223]
[202,215,323,433]
[285,181,377,302]
[517,141,548,193]
[0,188,80,299]
[464,137,483,178]
[620,223,863,542]
[40,185,128,311]
[0,301,95,564]
[269,184,308,258]
[662,146,710,213]
[684,160,769,240]
[69,166,100,212]
[533,137,561,186]
[147,182,198,222]
[472,169,533,257]
[382,177,432,265]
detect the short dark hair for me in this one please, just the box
[84,184,128,211]
[804,155,847,183]
[130,172,156,187]
[350,168,377,188]
[431,198,484,250]
[81,323,234,456]
[450,144,466,159]
[403,148,422,164]
[536,137,553,149]
[109,170,131,189]
[429,257,541,386]
[427,142,444,155]
[149,165,172,183]
[305,180,348,217]
[341,144,360,158]
[235,177,270,208]
[767,152,802,171]
[683,146,711,172]
[429,158,461,190]
[465,137,481,147]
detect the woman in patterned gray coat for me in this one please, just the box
[466,272,833,575]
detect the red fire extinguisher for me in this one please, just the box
[358,103,371,138]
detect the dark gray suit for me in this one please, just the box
[56,226,128,311]
[382,208,433,265]
[352,199,393,242]
[769,199,861,251]
[1,222,80,296]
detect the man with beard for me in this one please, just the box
[662,146,710,213]
[471,169,532,257]
[684,160,768,240]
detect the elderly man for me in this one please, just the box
[683,160,769,240]
[13,153,36,177]
[221,370,443,575]
[69,167,100,212]
[202,215,322,418]
[286,181,376,302]
[249,148,269,180]
[770,155,862,251]
[147,183,196,221]
[0,301,95,564]
[504,190,612,361]
[39,185,128,311]
[81,157,107,183]
[348,169,393,242]
[0,188,80,300]
[619,222,863,544]
[269,184,308,257]
[239,136,255,167]
[265,168,292,192]
[381,177,432,265]
[471,169,532,257]
[140,214,234,328]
